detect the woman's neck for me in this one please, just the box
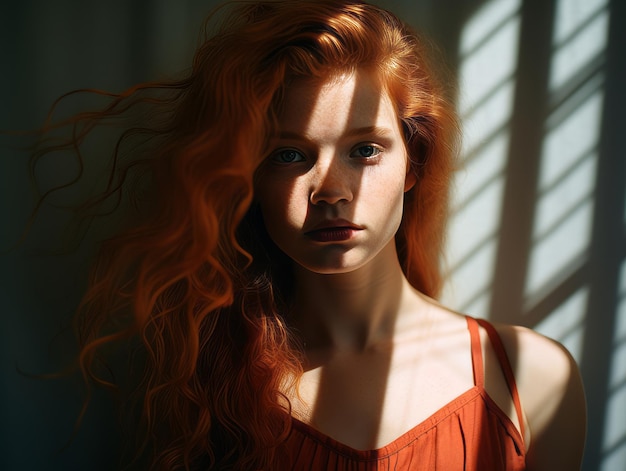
[289,241,421,353]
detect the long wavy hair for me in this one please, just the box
[32,1,458,469]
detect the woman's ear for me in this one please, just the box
[404,161,417,192]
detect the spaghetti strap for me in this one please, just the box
[475,318,526,444]
[466,316,484,387]
[281,317,529,469]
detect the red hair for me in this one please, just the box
[33,1,458,469]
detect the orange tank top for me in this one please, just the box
[276,316,527,470]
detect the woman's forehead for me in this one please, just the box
[276,70,400,137]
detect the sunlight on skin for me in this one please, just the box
[256,70,411,278]
[255,70,522,451]
[255,70,585,466]
[255,70,416,449]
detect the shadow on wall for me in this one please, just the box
[413,1,625,470]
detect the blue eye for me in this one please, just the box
[272,149,305,163]
[351,145,382,158]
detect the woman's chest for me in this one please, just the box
[290,339,474,450]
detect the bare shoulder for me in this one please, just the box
[492,323,587,470]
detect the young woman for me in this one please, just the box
[34,1,586,469]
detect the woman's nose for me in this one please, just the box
[309,156,354,205]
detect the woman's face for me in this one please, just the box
[255,70,415,274]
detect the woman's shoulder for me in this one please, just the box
[412,295,586,468]
[489,321,587,470]
[488,322,582,415]
[489,321,575,388]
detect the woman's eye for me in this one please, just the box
[351,145,382,158]
[271,149,305,163]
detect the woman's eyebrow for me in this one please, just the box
[274,126,394,141]
[343,125,394,139]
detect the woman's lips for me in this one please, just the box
[305,227,361,242]
[304,221,363,242]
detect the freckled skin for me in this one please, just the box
[254,70,586,469]
[255,71,415,274]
